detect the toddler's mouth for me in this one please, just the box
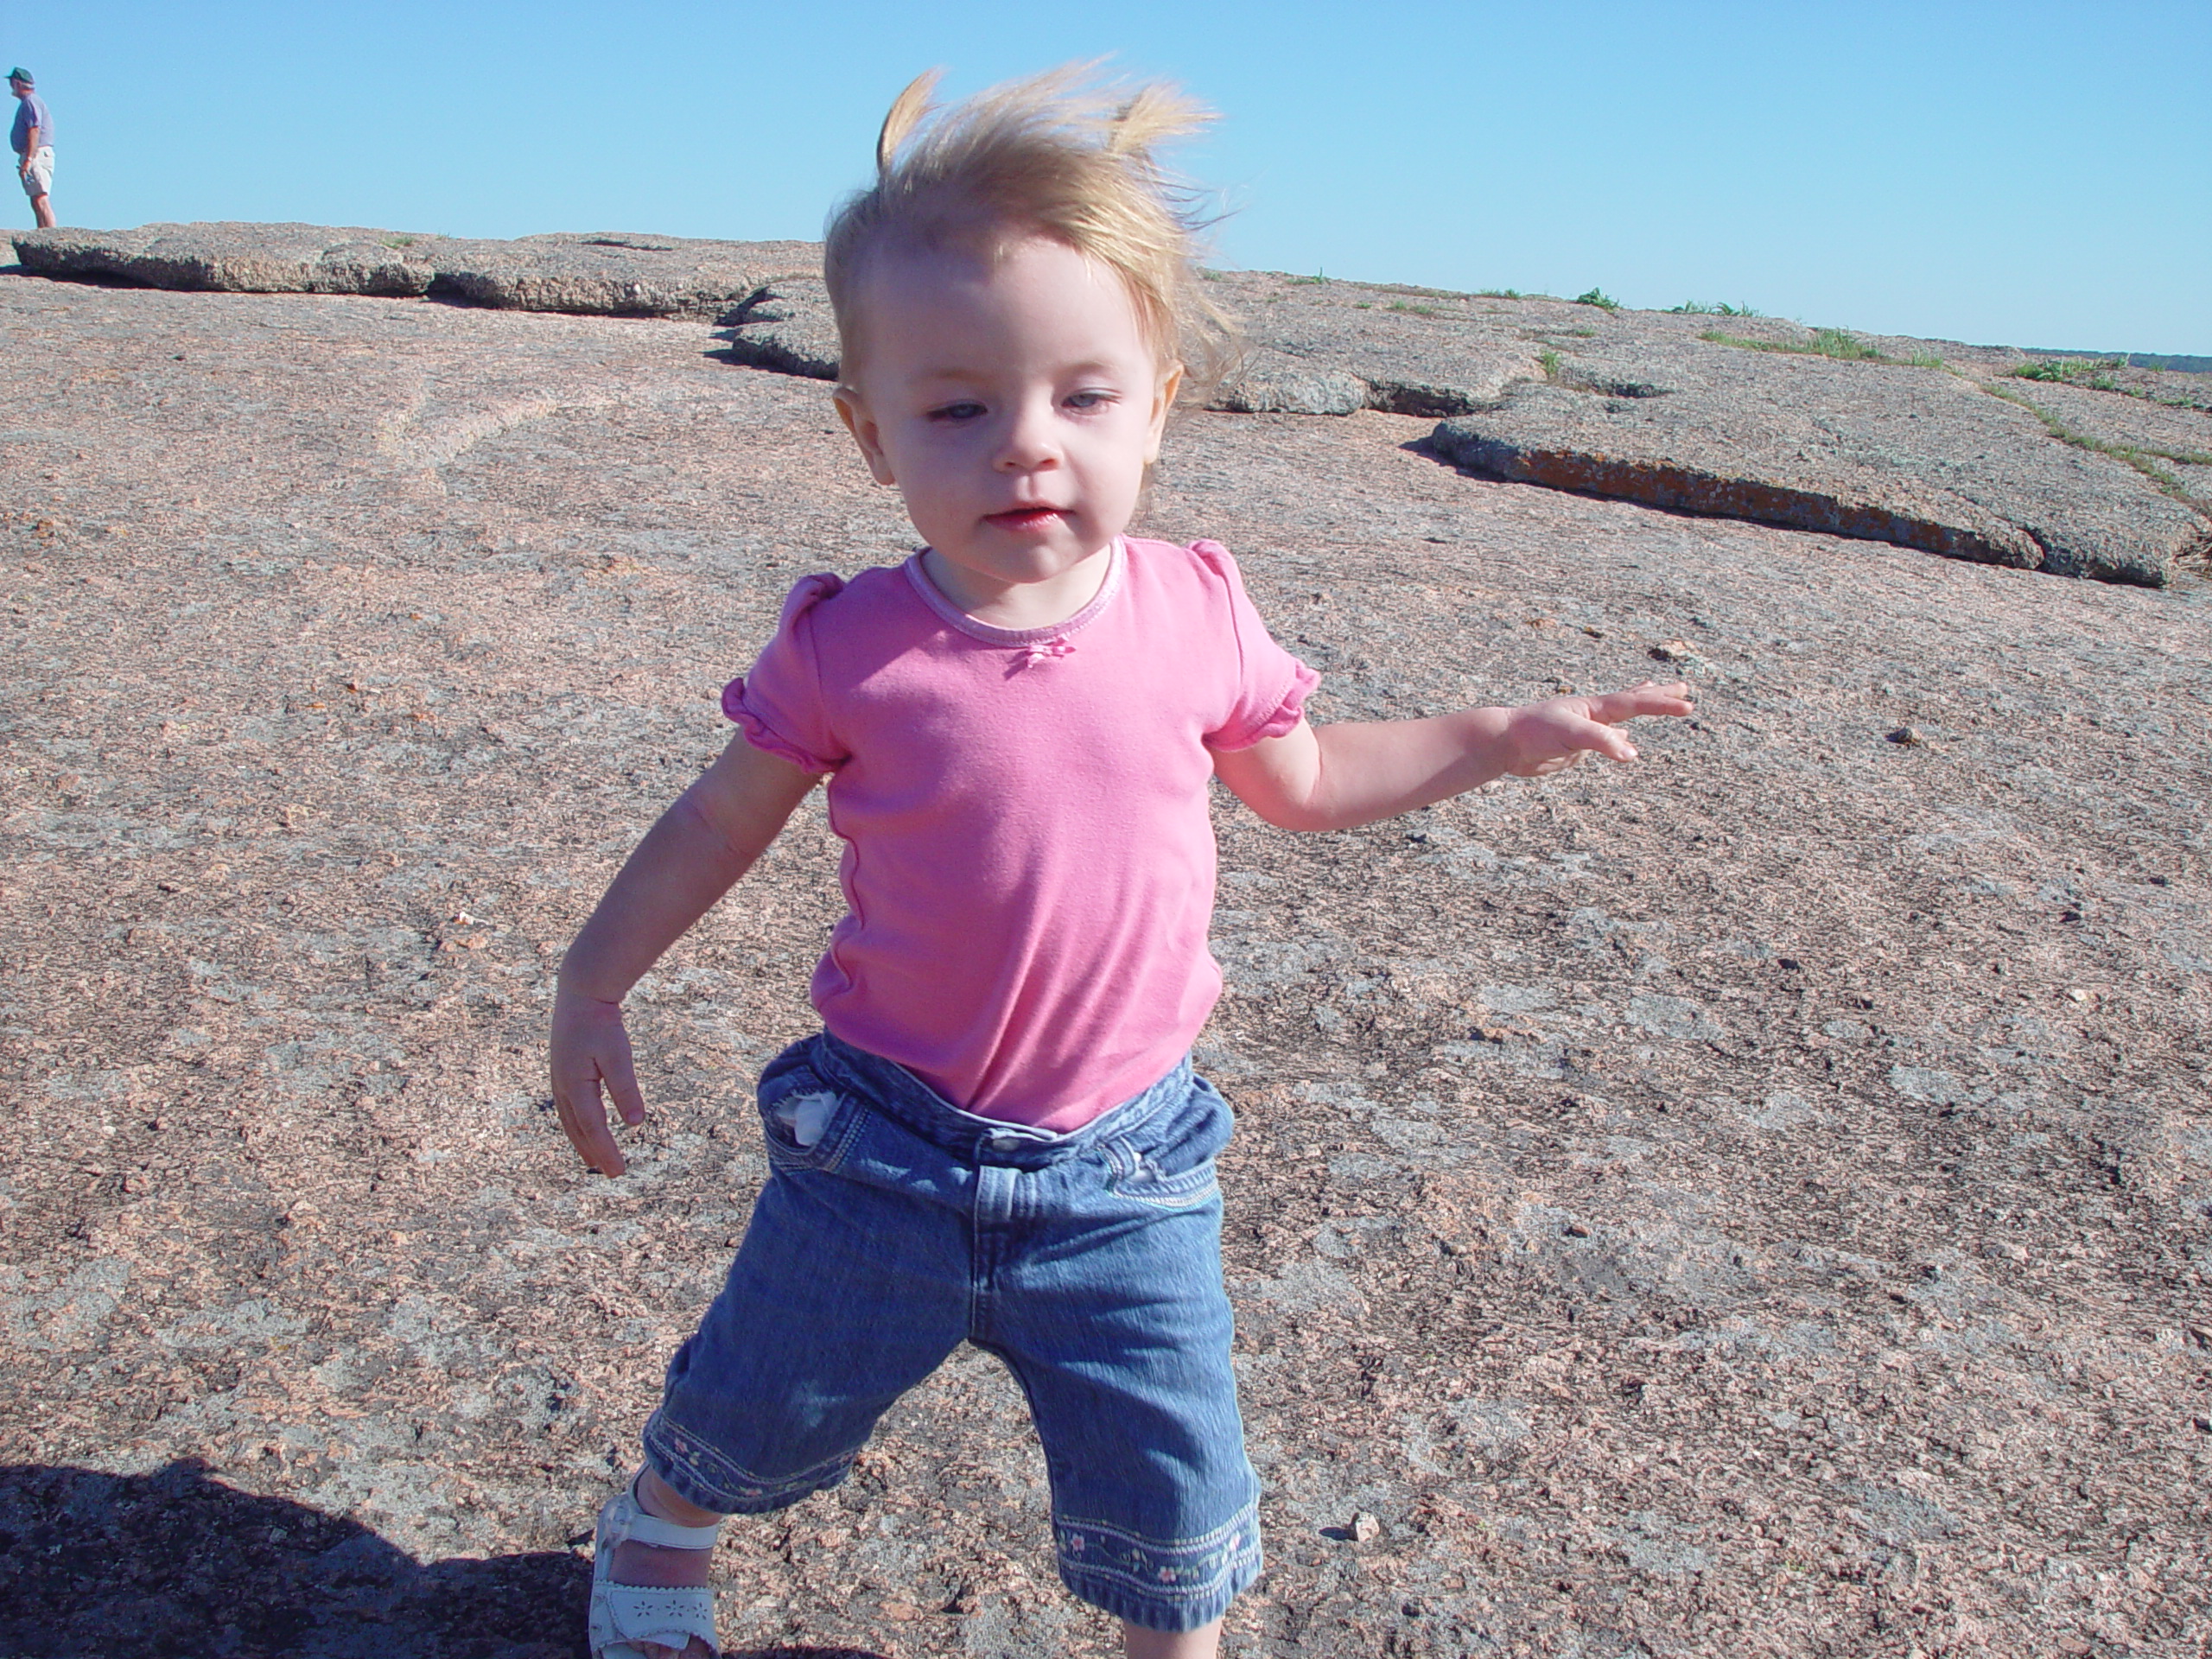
[986,507,1066,531]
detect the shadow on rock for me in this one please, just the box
[0,1460,891,1658]
[0,1459,588,1658]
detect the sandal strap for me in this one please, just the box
[610,1474,724,1550]
[591,1582,720,1658]
[621,1508,723,1550]
[591,1479,724,1658]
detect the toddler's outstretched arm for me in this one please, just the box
[551,736,818,1176]
[1211,682,1694,832]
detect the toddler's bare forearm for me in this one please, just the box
[1216,683,1691,832]
[556,791,757,1003]
[1294,709,1516,830]
[558,737,820,1003]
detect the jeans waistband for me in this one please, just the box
[810,1031,1194,1170]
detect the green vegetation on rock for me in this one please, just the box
[2013,357,2124,391]
[1982,381,2212,504]
[1700,327,1942,370]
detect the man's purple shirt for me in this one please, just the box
[11,92,51,156]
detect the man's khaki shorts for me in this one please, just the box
[19,147,52,200]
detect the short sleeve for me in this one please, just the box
[1191,539,1320,751]
[721,574,849,773]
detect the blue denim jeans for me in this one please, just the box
[642,1032,1262,1633]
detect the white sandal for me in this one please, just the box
[588,1473,724,1659]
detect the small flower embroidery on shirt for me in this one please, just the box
[1022,636,1075,667]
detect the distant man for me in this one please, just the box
[10,67,54,229]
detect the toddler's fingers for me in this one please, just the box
[553,1068,626,1177]
[603,1053,650,1130]
[1589,683,1694,725]
[1576,720,1638,763]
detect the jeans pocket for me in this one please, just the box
[757,1053,860,1172]
[1106,1106,1230,1211]
[1109,1076,1231,1207]
[1110,1150,1222,1208]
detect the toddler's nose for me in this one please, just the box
[995,399,1064,471]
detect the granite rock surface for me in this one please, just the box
[719,275,842,379]
[714,262,2211,588]
[2,270,2209,1658]
[1426,340,2206,587]
[16,223,2210,586]
[12,221,819,318]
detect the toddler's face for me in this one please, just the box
[834,235,1179,617]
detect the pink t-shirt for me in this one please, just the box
[723,536,1317,1130]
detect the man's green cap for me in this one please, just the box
[6,70,31,86]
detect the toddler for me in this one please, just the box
[551,66,1692,1659]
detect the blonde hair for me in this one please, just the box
[823,63,1233,399]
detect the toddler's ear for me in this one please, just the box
[1144,362,1185,464]
[833,387,899,486]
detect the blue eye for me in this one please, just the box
[1066,390,1116,410]
[928,401,987,423]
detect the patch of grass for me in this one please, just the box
[1700,327,1933,367]
[1809,327,1881,360]
[1984,381,2211,503]
[1350,281,1466,302]
[1287,270,1330,286]
[1701,329,1805,355]
[1352,301,1372,309]
[2013,356,2125,391]
[1668,300,1764,317]
[1537,350,1562,378]
[2005,353,2203,411]
[381,235,417,249]
[1476,289,1525,300]
[1387,300,1439,317]
[1575,288,1622,311]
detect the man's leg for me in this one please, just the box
[30,192,52,228]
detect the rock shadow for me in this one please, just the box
[0,1459,887,1658]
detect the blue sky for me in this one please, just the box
[6,1,2208,353]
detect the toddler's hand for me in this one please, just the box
[550,982,648,1177]
[1497,681,1694,777]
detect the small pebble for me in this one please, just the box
[1886,726,1925,746]
[1351,1511,1382,1543]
